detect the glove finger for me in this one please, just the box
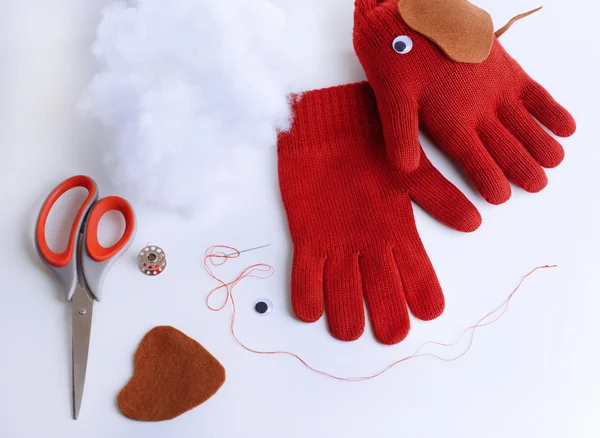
[498,100,565,168]
[359,246,410,345]
[478,118,548,194]
[392,235,445,322]
[427,124,511,205]
[403,151,482,233]
[291,247,325,323]
[379,91,421,172]
[522,80,576,138]
[323,253,365,341]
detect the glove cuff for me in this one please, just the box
[278,82,380,154]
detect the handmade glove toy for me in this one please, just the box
[353,0,576,205]
[278,82,481,345]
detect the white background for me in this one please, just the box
[1,0,598,437]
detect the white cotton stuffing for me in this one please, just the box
[80,0,297,211]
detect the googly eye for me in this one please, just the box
[254,299,273,315]
[392,36,413,54]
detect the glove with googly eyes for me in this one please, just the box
[353,0,576,204]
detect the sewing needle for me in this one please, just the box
[226,244,271,257]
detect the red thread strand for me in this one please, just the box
[204,245,556,381]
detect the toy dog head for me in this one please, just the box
[353,0,539,68]
[353,0,540,97]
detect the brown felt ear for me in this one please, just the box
[398,0,494,63]
[118,326,226,421]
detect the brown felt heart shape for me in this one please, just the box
[118,326,226,421]
[398,0,494,63]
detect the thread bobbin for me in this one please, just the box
[139,245,167,276]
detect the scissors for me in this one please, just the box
[35,175,136,419]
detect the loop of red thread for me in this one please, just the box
[205,245,275,312]
[204,245,556,382]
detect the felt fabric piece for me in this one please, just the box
[353,0,576,202]
[398,0,494,63]
[495,7,543,38]
[277,82,481,345]
[118,326,226,421]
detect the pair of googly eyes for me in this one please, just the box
[392,36,413,54]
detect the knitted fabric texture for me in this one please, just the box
[118,326,226,421]
[277,82,481,345]
[353,0,576,204]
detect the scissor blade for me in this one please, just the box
[71,284,94,420]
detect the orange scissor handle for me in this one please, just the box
[36,175,98,268]
[85,196,136,262]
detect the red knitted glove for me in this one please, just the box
[277,82,481,345]
[353,0,576,204]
